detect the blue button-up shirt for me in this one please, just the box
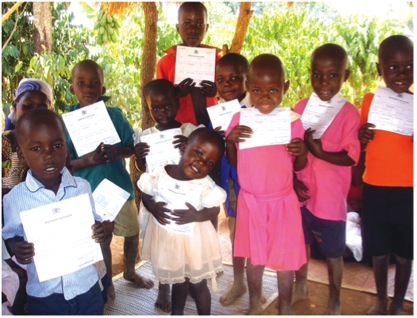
[2,167,103,300]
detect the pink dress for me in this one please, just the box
[226,112,307,271]
[294,98,361,221]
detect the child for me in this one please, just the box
[156,2,221,127]
[214,52,253,306]
[134,79,197,172]
[292,43,361,315]
[134,79,197,312]
[138,127,226,315]
[2,78,53,198]
[65,59,154,301]
[1,78,53,315]
[358,35,413,315]
[2,108,106,315]
[225,54,308,315]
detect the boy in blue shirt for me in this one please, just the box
[2,108,106,315]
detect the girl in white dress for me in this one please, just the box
[138,128,226,315]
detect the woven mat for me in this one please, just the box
[217,216,413,302]
[105,261,278,315]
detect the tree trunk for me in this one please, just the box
[229,2,253,54]
[129,2,158,209]
[33,2,52,54]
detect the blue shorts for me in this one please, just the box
[27,281,104,315]
[301,206,346,258]
[362,183,413,259]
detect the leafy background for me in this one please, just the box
[2,1,413,126]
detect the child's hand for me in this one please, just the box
[134,142,150,159]
[91,221,106,243]
[214,126,225,139]
[173,135,187,149]
[359,123,376,144]
[286,137,307,157]
[226,125,253,144]
[293,174,310,202]
[11,240,35,264]
[101,144,122,163]
[304,128,323,157]
[102,220,114,236]
[199,80,216,97]
[89,142,108,165]
[171,202,200,224]
[177,78,196,97]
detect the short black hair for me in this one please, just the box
[248,53,286,82]
[178,2,207,21]
[72,59,104,83]
[143,79,179,100]
[15,108,65,145]
[311,43,348,67]
[187,127,225,155]
[216,53,249,75]
[378,35,414,61]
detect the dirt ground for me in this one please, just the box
[110,235,413,315]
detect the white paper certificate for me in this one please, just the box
[239,107,291,149]
[140,128,182,173]
[153,174,202,235]
[174,46,216,87]
[20,194,103,282]
[93,179,130,221]
[62,101,121,157]
[207,99,241,130]
[368,86,413,136]
[301,93,347,138]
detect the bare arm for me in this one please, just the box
[225,125,253,167]
[304,128,355,166]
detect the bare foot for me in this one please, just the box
[367,299,387,315]
[124,272,154,289]
[389,303,404,315]
[325,303,341,315]
[155,284,171,312]
[260,288,267,304]
[107,283,116,301]
[220,282,247,306]
[245,305,263,315]
[292,284,309,304]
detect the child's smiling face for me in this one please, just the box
[310,56,349,102]
[377,47,414,94]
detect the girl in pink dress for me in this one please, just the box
[225,54,307,315]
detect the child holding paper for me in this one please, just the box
[225,54,307,315]
[138,127,226,315]
[292,44,360,315]
[65,59,154,302]
[156,2,221,127]
[134,79,197,172]
[2,78,54,314]
[2,108,106,315]
[134,79,197,312]
[358,35,413,315]
[212,52,255,306]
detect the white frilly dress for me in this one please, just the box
[138,166,226,285]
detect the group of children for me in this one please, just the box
[2,1,413,316]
